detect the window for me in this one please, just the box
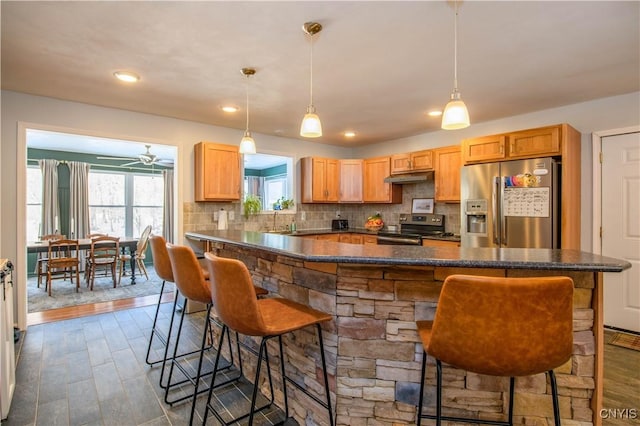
[243,153,294,212]
[27,166,42,241]
[89,171,163,237]
[89,172,125,236]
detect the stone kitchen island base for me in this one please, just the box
[186,230,630,426]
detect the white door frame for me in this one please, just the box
[591,125,640,255]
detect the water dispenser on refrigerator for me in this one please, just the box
[464,199,488,236]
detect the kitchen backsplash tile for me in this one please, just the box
[183,183,460,235]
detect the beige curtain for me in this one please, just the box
[68,161,91,240]
[162,169,174,243]
[39,159,60,236]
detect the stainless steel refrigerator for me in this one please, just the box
[460,157,560,248]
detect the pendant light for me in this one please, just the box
[441,0,470,130]
[300,21,323,138]
[239,67,257,154]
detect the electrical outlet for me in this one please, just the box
[228,211,234,221]
[213,211,219,221]
[336,210,341,218]
[301,211,306,221]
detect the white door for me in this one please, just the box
[602,131,640,332]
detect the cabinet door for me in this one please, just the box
[434,145,461,202]
[301,157,339,202]
[338,233,352,243]
[410,150,434,171]
[462,135,507,164]
[363,235,378,245]
[325,159,340,202]
[339,159,363,203]
[363,156,402,203]
[508,126,561,158]
[194,142,240,201]
[350,234,364,244]
[317,234,340,242]
[390,153,412,174]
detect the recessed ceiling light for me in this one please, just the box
[221,106,239,113]
[344,131,356,138]
[428,110,443,117]
[113,71,140,83]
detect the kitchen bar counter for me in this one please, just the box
[186,230,629,426]
[185,230,627,272]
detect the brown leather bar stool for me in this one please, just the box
[416,274,574,426]
[202,252,334,426]
[145,235,211,368]
[165,244,268,425]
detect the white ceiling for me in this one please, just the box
[2,1,639,154]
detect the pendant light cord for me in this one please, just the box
[309,32,314,107]
[245,75,250,132]
[453,0,459,92]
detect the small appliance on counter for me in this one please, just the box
[332,219,349,230]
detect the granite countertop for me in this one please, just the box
[185,230,630,272]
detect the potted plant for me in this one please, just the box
[243,195,262,219]
[273,196,294,210]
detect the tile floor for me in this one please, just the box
[5,302,289,426]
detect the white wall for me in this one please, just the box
[355,91,640,251]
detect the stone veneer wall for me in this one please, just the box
[183,181,461,236]
[206,242,597,426]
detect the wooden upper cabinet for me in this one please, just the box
[463,125,564,164]
[363,156,402,203]
[434,145,461,203]
[507,126,561,159]
[301,157,340,203]
[390,150,433,174]
[339,159,363,203]
[462,135,507,164]
[194,142,240,201]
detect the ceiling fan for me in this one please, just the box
[97,144,173,167]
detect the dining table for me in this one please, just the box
[27,237,140,285]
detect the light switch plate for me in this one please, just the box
[213,211,218,221]
[228,211,234,221]
[301,211,306,221]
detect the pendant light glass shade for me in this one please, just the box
[239,68,257,154]
[239,131,256,154]
[441,1,470,130]
[300,22,323,138]
[442,91,470,130]
[300,106,323,138]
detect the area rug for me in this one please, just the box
[28,265,174,313]
[608,332,640,352]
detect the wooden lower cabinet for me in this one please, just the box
[363,235,378,245]
[422,239,460,248]
[316,234,340,242]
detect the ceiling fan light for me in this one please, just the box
[239,131,256,154]
[300,110,323,138]
[441,92,470,130]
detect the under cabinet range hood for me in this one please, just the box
[383,171,434,184]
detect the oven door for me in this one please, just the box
[376,235,422,245]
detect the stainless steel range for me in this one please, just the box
[376,213,451,245]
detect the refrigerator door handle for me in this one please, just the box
[492,176,500,245]
[500,177,507,246]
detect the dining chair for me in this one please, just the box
[46,238,80,296]
[118,225,152,285]
[36,233,65,288]
[85,235,120,290]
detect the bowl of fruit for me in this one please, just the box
[365,213,384,231]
